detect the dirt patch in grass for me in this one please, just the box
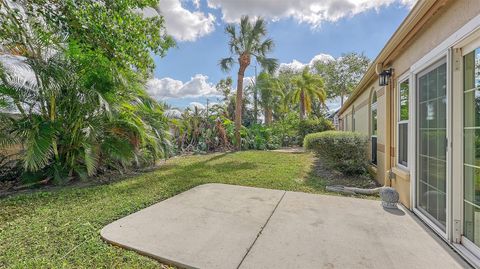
[308,158,379,190]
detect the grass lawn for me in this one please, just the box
[0,151,363,268]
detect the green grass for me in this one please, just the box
[0,151,331,268]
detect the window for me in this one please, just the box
[398,79,409,167]
[463,47,480,246]
[371,91,378,165]
[416,59,447,230]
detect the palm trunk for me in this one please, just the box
[234,53,250,150]
[265,107,273,125]
[49,95,60,162]
[235,66,246,150]
[299,90,306,120]
[253,88,258,124]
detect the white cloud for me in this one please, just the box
[278,59,307,73]
[164,109,183,118]
[278,53,335,73]
[243,76,255,88]
[309,53,335,66]
[191,0,201,9]
[188,102,206,110]
[207,0,416,27]
[157,0,216,41]
[146,74,220,99]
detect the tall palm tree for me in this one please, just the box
[256,72,281,125]
[219,15,278,150]
[291,67,326,120]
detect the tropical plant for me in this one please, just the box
[0,0,174,183]
[219,15,278,150]
[215,77,233,102]
[271,112,301,147]
[256,71,282,125]
[171,106,233,153]
[291,67,326,120]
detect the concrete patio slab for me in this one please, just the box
[240,191,469,269]
[101,184,285,269]
[101,184,470,269]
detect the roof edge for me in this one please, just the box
[338,0,445,115]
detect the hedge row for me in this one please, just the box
[304,131,369,175]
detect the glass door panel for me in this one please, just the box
[417,60,448,231]
[464,47,480,246]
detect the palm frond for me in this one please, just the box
[219,57,235,73]
[23,119,56,172]
[256,57,278,75]
[83,142,99,176]
[258,38,274,55]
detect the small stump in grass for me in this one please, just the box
[379,187,399,209]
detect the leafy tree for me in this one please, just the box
[314,52,369,106]
[215,77,233,102]
[256,72,282,125]
[291,67,326,120]
[0,0,174,183]
[244,77,260,124]
[219,15,278,150]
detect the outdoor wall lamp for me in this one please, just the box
[379,68,393,86]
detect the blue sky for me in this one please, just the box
[146,0,414,109]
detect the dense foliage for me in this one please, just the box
[168,105,281,153]
[220,16,278,149]
[298,118,334,145]
[304,131,369,175]
[0,0,174,183]
[314,52,369,106]
[0,2,367,186]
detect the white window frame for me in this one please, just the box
[411,54,450,241]
[370,89,378,165]
[407,12,480,268]
[397,73,410,170]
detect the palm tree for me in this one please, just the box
[291,67,326,120]
[219,15,278,150]
[256,72,281,125]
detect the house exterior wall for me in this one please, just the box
[336,0,480,265]
[340,82,387,186]
[339,0,480,209]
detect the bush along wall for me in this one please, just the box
[304,131,369,175]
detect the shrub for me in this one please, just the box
[304,131,369,175]
[298,118,334,145]
[271,112,301,147]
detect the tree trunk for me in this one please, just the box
[235,53,250,150]
[253,88,258,124]
[299,90,306,120]
[340,94,344,107]
[265,107,273,125]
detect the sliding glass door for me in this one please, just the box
[464,47,480,248]
[417,59,448,231]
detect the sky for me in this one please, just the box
[146,0,416,110]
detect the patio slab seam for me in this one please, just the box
[236,190,286,269]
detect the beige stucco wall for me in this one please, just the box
[393,0,480,77]
[339,0,480,208]
[340,82,386,186]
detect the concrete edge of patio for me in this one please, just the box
[100,183,471,269]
